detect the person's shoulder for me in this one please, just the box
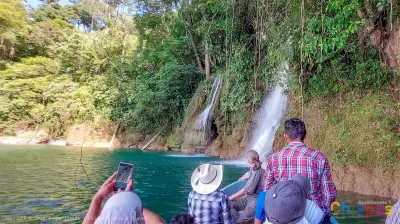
[255,167,265,175]
[214,190,228,197]
[268,150,282,160]
[304,146,328,160]
[188,190,195,198]
[189,190,225,202]
[273,144,297,156]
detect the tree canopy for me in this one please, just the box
[0,0,397,141]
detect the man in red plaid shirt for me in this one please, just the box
[263,118,336,223]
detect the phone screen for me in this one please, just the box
[114,162,134,191]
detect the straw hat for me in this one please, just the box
[191,164,223,195]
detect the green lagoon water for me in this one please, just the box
[0,145,394,223]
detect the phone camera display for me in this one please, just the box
[114,162,133,191]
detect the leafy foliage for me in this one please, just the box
[303,0,361,67]
[297,0,394,96]
[223,45,255,114]
[124,63,203,132]
[0,57,98,136]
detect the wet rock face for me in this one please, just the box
[210,119,218,142]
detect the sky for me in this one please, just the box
[24,0,71,8]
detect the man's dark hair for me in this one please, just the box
[284,118,307,141]
[171,214,194,224]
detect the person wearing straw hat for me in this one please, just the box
[83,172,165,224]
[188,163,235,224]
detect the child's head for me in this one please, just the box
[246,150,261,170]
[171,213,194,224]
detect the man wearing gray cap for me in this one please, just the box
[254,174,311,224]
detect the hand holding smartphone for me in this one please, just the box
[114,162,134,192]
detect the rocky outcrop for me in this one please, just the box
[120,132,146,148]
[385,19,400,69]
[66,124,119,148]
[35,130,50,144]
[204,123,250,159]
[119,132,171,151]
[332,165,400,199]
[368,18,400,70]
[0,129,50,145]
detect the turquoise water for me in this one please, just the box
[0,145,393,223]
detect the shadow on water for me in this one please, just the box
[0,145,394,223]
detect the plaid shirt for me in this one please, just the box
[188,190,235,224]
[263,142,336,215]
[386,200,400,224]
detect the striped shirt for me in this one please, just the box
[188,190,235,224]
[263,142,336,215]
[386,200,400,224]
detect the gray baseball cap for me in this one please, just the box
[265,174,311,224]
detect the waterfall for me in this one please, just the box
[194,75,222,148]
[247,63,289,160]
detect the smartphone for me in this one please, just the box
[114,162,134,191]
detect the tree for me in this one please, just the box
[0,0,28,59]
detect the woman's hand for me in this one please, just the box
[83,172,118,224]
[94,172,134,201]
[95,172,118,201]
[117,178,134,192]
[126,178,134,191]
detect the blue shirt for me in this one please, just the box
[386,200,400,224]
[255,191,267,221]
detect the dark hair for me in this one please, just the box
[284,118,307,141]
[171,214,194,224]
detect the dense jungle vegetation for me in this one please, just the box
[0,0,399,168]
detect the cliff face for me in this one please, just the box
[118,21,400,199]
[116,86,400,199]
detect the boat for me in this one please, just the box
[221,180,339,224]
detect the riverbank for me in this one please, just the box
[2,137,398,200]
[0,136,67,146]
[0,123,119,148]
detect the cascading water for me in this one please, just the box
[196,75,222,129]
[247,63,289,160]
[194,75,222,149]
